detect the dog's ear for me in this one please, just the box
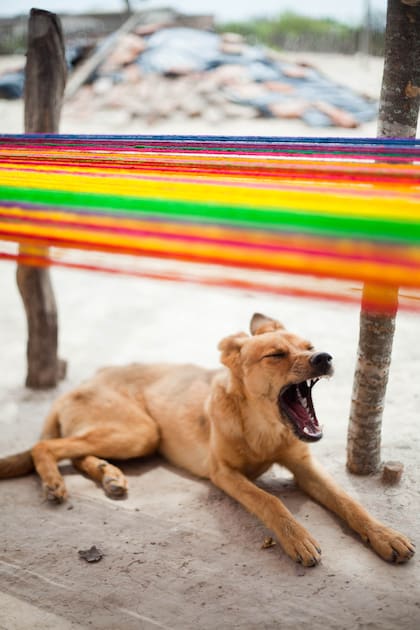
[250,313,284,335]
[218,332,247,370]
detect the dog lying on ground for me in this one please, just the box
[0,313,415,566]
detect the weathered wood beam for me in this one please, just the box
[17,8,67,388]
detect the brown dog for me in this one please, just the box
[0,313,415,567]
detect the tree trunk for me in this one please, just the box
[347,287,398,475]
[16,9,67,388]
[347,0,420,474]
[377,0,420,137]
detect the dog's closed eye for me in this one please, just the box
[263,351,288,360]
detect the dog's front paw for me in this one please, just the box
[280,523,322,567]
[364,526,415,564]
[43,480,68,503]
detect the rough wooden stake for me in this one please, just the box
[17,8,67,388]
[347,0,420,474]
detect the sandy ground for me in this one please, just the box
[0,52,419,630]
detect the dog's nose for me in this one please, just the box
[309,352,333,370]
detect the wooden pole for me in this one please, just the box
[347,0,420,474]
[16,8,67,388]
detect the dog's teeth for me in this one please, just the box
[297,389,308,408]
[303,427,310,434]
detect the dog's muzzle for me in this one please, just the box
[309,352,333,375]
[278,352,333,442]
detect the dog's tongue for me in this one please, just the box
[280,380,323,442]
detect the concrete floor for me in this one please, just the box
[0,261,419,630]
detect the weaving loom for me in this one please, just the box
[0,134,419,312]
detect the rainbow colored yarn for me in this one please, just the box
[0,134,419,312]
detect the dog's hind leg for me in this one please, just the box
[72,456,128,499]
[31,413,160,502]
[31,436,79,502]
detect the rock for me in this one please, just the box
[222,102,259,119]
[122,63,143,83]
[382,461,404,484]
[220,41,245,56]
[135,22,167,37]
[221,32,245,45]
[92,77,114,96]
[101,33,147,72]
[282,64,309,79]
[183,95,208,117]
[264,81,295,94]
[315,100,359,128]
[268,100,309,119]
[78,545,104,563]
[207,64,249,86]
[202,105,225,123]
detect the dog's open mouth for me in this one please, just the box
[279,379,323,442]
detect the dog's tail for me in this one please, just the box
[0,406,61,480]
[0,450,34,478]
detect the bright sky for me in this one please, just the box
[1,0,387,24]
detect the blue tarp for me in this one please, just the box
[136,27,377,126]
[0,26,377,127]
[0,70,24,99]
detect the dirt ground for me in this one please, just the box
[0,52,419,630]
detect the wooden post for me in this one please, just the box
[16,8,67,388]
[347,287,398,475]
[347,0,420,474]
